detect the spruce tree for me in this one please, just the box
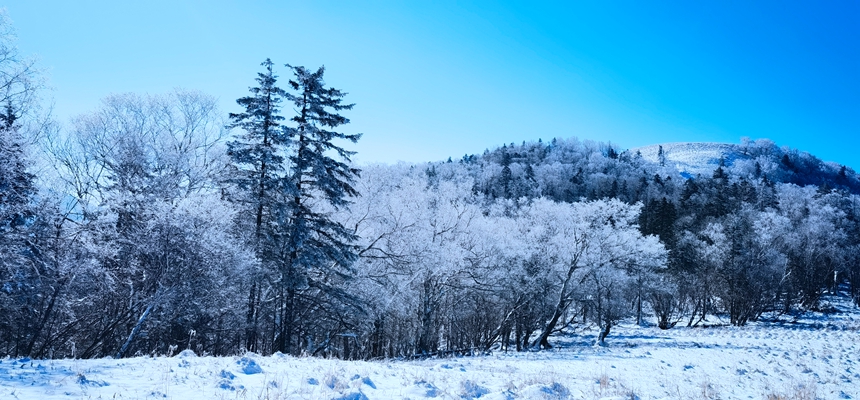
[273,64,362,355]
[227,59,289,353]
[0,103,34,266]
[499,151,512,198]
[228,59,289,241]
[0,103,36,356]
[0,105,33,232]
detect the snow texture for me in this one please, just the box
[1,297,858,399]
[633,142,744,177]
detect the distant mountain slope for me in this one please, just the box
[632,142,745,178]
[471,138,860,197]
[630,140,860,193]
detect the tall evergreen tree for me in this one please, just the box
[227,59,289,352]
[499,151,512,198]
[0,105,33,232]
[273,64,362,355]
[0,103,37,356]
[0,13,50,356]
[228,59,289,241]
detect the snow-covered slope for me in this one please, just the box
[3,296,858,399]
[633,142,746,178]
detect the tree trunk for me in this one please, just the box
[284,287,296,355]
[245,283,258,352]
[636,278,643,326]
[532,263,579,349]
[687,298,699,327]
[418,278,436,354]
[24,278,65,356]
[532,296,571,350]
[514,320,522,352]
[115,302,155,359]
[597,320,611,346]
[482,303,519,352]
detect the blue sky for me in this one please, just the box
[4,1,859,167]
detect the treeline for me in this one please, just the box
[466,138,860,327]
[2,18,859,360]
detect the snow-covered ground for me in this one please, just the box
[3,299,858,399]
[633,143,745,177]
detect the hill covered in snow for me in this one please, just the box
[632,142,747,178]
[630,140,860,192]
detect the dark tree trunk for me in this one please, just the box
[597,320,611,346]
[418,278,436,354]
[245,283,258,352]
[514,320,522,352]
[532,300,567,350]
[24,278,65,356]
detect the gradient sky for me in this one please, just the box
[4,1,859,167]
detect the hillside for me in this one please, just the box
[628,140,860,192]
[632,142,746,178]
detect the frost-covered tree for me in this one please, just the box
[43,91,248,358]
[0,104,34,260]
[343,164,520,357]
[0,12,39,121]
[226,61,363,356]
[226,59,289,352]
[269,64,362,355]
[778,185,846,311]
[0,103,38,356]
[528,199,665,348]
[346,163,674,353]
[717,207,788,325]
[228,58,289,241]
[0,12,48,357]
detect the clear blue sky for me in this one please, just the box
[4,1,859,168]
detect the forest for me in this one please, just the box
[2,18,860,361]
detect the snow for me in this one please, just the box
[633,142,745,177]
[2,298,858,399]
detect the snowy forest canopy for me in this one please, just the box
[3,19,860,360]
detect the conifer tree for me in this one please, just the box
[227,63,363,355]
[0,103,37,355]
[0,13,48,356]
[271,64,362,354]
[228,59,289,241]
[227,59,289,352]
[0,105,33,233]
[499,151,512,198]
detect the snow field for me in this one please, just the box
[633,142,743,177]
[1,313,858,400]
